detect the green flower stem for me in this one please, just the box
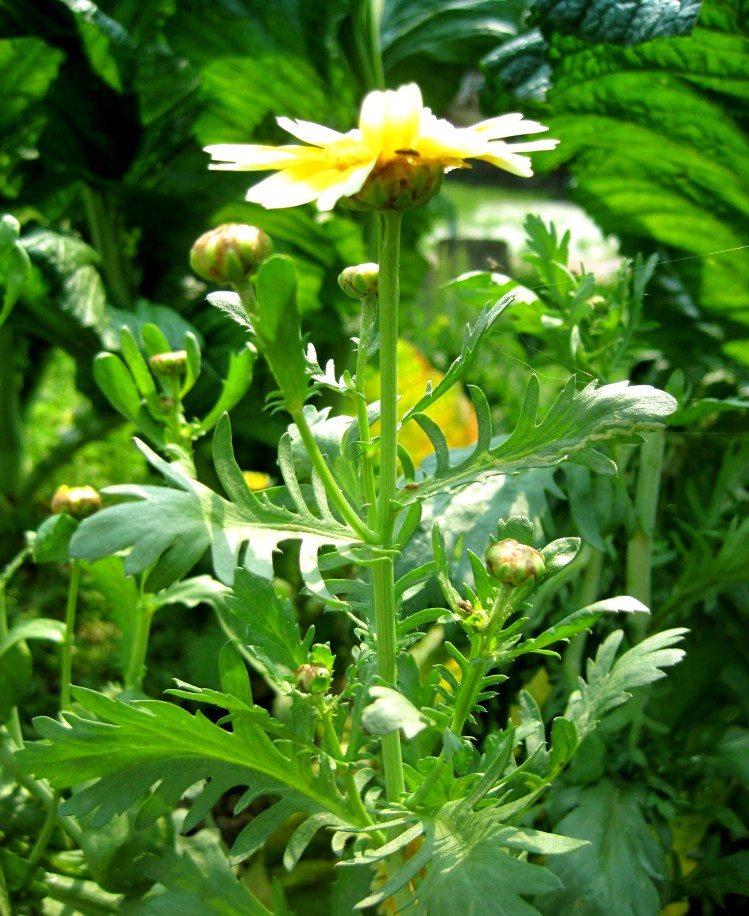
[562,545,603,689]
[408,635,491,809]
[0,735,83,846]
[24,790,62,887]
[371,211,405,805]
[410,583,513,807]
[1,544,31,747]
[234,277,374,543]
[627,429,666,640]
[82,185,133,310]
[41,872,122,914]
[317,699,383,839]
[60,560,82,711]
[375,211,402,542]
[355,293,379,525]
[0,325,25,501]
[290,407,375,543]
[373,558,405,801]
[124,583,154,691]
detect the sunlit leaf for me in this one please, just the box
[69,415,361,592]
[396,376,676,507]
[18,687,357,829]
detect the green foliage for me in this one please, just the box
[483,0,749,336]
[531,0,702,44]
[537,782,667,915]
[130,840,276,915]
[0,215,29,328]
[17,686,355,828]
[4,1,747,911]
[70,417,360,592]
[564,628,688,740]
[398,375,676,506]
[355,804,575,914]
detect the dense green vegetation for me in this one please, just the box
[1,1,748,913]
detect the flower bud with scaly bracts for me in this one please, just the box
[51,485,101,519]
[338,263,379,300]
[189,224,272,285]
[486,539,546,587]
[342,156,444,211]
[149,350,188,377]
[294,663,332,695]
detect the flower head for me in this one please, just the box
[51,485,101,519]
[206,84,557,212]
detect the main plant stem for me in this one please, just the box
[124,586,154,692]
[627,430,666,640]
[60,559,81,711]
[374,211,405,802]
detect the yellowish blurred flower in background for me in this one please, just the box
[206,83,557,211]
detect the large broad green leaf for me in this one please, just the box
[0,36,63,197]
[69,415,361,592]
[537,781,667,915]
[531,0,702,45]
[17,230,111,371]
[382,0,525,106]
[394,376,676,508]
[484,0,749,329]
[17,686,356,828]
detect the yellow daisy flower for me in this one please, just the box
[205,83,557,212]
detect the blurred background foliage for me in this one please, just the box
[1,0,749,912]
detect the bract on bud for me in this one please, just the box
[338,263,379,299]
[294,663,332,695]
[189,224,272,285]
[149,350,188,377]
[342,157,444,211]
[51,485,101,519]
[486,539,546,587]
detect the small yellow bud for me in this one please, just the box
[486,539,546,587]
[338,263,379,300]
[243,471,272,492]
[294,663,332,695]
[51,485,101,519]
[189,224,273,285]
[149,350,188,377]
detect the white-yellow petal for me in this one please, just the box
[245,159,375,211]
[471,114,549,139]
[360,83,422,156]
[316,161,377,211]
[277,117,348,147]
[475,150,536,177]
[205,144,303,170]
[503,139,559,153]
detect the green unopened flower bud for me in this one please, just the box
[486,539,546,587]
[189,224,272,285]
[338,263,379,299]
[149,350,188,377]
[294,663,332,695]
[343,156,444,211]
[51,485,101,519]
[462,609,490,633]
